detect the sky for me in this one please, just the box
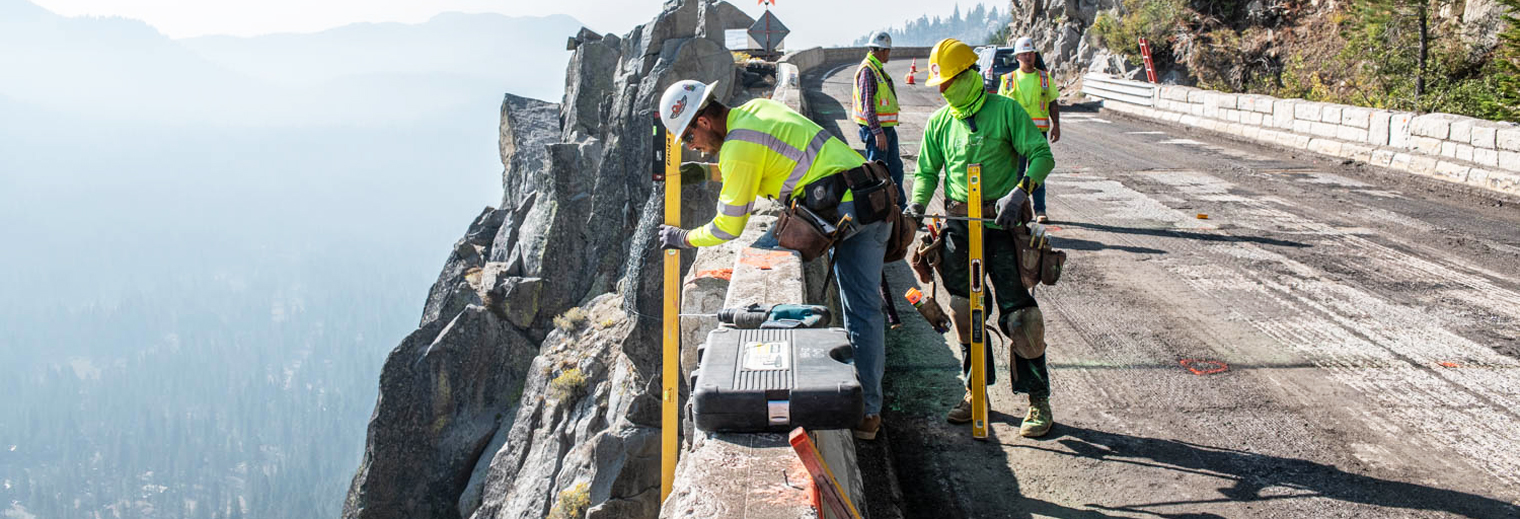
[30,0,1006,49]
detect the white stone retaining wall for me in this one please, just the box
[1082,73,1520,196]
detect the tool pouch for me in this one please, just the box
[908,227,944,284]
[1014,223,1067,287]
[1013,225,1042,289]
[883,210,915,262]
[913,294,952,334]
[839,161,899,226]
[1040,249,1066,285]
[774,201,838,262]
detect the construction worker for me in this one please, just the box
[656,79,893,440]
[905,38,1056,438]
[853,31,910,329]
[853,30,906,210]
[996,36,1060,223]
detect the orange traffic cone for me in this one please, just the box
[905,58,917,85]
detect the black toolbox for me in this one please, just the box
[691,327,864,432]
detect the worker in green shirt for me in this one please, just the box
[997,36,1060,223]
[906,37,1056,438]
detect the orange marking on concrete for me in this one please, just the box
[693,268,733,281]
[1439,362,1460,368]
[1196,214,1210,220]
[1180,359,1229,375]
[739,250,794,270]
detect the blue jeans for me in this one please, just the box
[858,125,906,210]
[830,201,892,416]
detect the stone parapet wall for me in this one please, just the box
[1083,73,1520,196]
[780,46,932,76]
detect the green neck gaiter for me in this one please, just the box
[942,70,986,120]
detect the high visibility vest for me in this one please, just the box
[851,54,900,127]
[999,69,1054,132]
[686,98,867,247]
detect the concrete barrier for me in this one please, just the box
[1082,73,1520,196]
[780,46,933,77]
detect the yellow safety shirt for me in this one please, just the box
[687,98,867,247]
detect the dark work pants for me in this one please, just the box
[940,219,1050,399]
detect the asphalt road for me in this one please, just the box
[807,58,1520,518]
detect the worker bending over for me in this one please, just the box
[656,80,897,440]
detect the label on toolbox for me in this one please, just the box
[742,341,791,371]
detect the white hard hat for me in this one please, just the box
[867,31,892,49]
[659,79,718,138]
[1014,37,1035,55]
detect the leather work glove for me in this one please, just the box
[679,162,717,186]
[994,186,1030,229]
[904,203,926,229]
[658,225,693,250]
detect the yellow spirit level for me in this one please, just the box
[967,164,987,440]
[658,120,680,502]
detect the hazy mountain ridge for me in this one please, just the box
[0,1,256,122]
[0,1,587,517]
[0,0,579,124]
[179,12,580,99]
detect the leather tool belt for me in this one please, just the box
[778,161,905,262]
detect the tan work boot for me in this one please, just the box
[1020,397,1053,438]
[946,392,974,424]
[854,414,882,440]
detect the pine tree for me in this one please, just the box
[1493,0,1520,118]
[1344,0,1456,111]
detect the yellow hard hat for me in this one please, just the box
[925,38,978,86]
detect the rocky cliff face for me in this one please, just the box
[999,0,1124,82]
[1021,0,1515,88]
[342,1,755,518]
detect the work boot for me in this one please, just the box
[1019,397,1053,437]
[946,392,974,424]
[854,414,882,440]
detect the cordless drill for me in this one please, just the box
[715,304,832,329]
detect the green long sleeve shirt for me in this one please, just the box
[913,94,1054,208]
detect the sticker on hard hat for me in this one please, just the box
[929,63,940,79]
[669,97,688,119]
[742,341,791,371]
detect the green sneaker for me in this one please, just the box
[1019,398,1053,438]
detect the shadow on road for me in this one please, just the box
[1050,235,1168,255]
[1056,221,1311,249]
[1062,100,1104,113]
[1006,424,1520,518]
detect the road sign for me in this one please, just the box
[748,10,789,54]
